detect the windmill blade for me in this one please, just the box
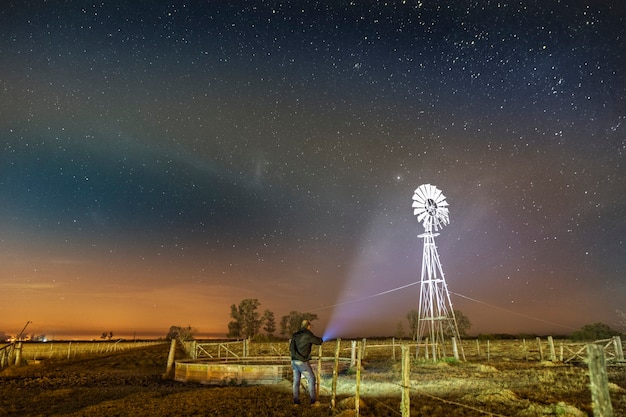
[420,183,432,198]
[431,187,443,202]
[426,184,437,198]
[420,184,431,199]
[413,204,426,213]
[437,207,449,216]
[417,211,429,223]
[414,186,427,203]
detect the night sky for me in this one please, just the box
[1,1,624,340]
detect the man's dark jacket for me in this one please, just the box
[289,329,323,361]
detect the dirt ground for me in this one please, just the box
[1,343,625,416]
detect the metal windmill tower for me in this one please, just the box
[412,184,464,360]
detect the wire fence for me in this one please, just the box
[1,340,166,368]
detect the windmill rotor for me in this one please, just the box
[412,184,450,232]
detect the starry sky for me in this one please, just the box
[1,1,624,340]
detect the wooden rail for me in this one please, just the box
[563,336,624,363]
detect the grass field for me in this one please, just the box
[1,338,624,416]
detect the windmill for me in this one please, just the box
[412,184,464,360]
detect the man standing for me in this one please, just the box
[289,319,323,406]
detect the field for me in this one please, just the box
[1,339,625,416]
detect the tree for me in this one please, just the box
[395,321,405,339]
[262,309,276,337]
[279,315,289,337]
[227,320,241,338]
[227,299,262,339]
[406,310,418,340]
[617,309,626,331]
[101,331,113,340]
[166,325,195,342]
[448,309,471,338]
[279,311,319,337]
[571,322,620,341]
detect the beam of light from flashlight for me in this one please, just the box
[310,281,420,312]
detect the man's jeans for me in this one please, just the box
[291,360,316,404]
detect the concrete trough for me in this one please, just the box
[174,356,351,386]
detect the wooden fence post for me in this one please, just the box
[487,340,490,361]
[476,339,480,357]
[430,335,437,361]
[452,337,459,361]
[587,344,614,416]
[164,339,177,379]
[332,338,341,411]
[548,336,556,361]
[613,336,624,361]
[536,337,544,361]
[316,345,322,400]
[14,342,23,366]
[361,338,367,359]
[392,338,396,361]
[190,340,197,359]
[415,338,419,359]
[350,340,357,368]
[67,341,72,359]
[401,344,411,417]
[355,341,362,417]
